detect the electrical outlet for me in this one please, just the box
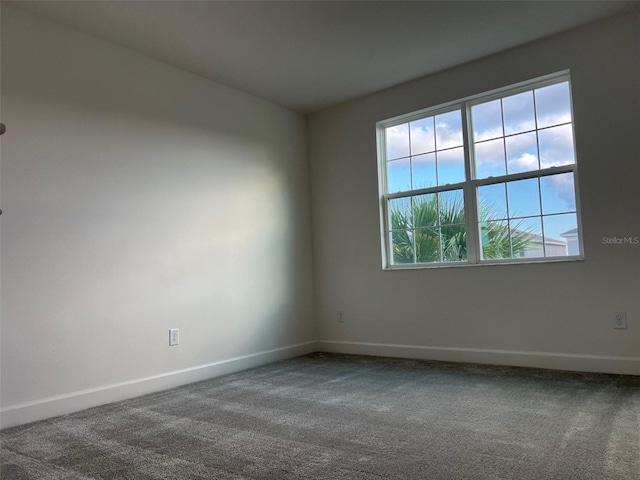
[613,312,627,330]
[337,310,345,323]
[169,328,180,345]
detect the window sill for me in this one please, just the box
[383,255,585,271]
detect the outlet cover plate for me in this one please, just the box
[613,312,627,330]
[169,328,180,345]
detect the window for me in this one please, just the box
[377,71,583,268]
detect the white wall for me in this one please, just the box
[1,6,315,427]
[1,5,638,430]
[309,12,640,374]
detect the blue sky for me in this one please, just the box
[385,81,578,250]
[386,109,465,191]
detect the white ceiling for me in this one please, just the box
[9,0,639,113]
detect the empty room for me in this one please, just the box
[1,1,639,479]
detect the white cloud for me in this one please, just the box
[435,111,463,150]
[512,153,538,170]
[437,147,464,165]
[535,82,572,129]
[386,124,410,160]
[539,124,575,168]
[410,118,435,154]
[506,132,538,172]
[547,173,576,210]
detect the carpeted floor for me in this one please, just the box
[2,353,639,480]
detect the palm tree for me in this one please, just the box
[390,194,532,264]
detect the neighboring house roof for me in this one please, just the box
[560,228,578,237]
[520,232,567,247]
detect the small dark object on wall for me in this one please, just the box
[0,124,4,214]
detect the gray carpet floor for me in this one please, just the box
[2,352,639,480]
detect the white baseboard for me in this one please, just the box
[1,341,317,429]
[316,340,640,376]
[4,340,636,429]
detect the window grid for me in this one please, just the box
[388,192,467,265]
[379,71,582,268]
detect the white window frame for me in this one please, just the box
[377,71,584,269]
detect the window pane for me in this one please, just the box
[435,110,463,149]
[413,194,438,228]
[479,220,510,260]
[540,173,576,214]
[506,132,539,174]
[415,228,440,263]
[511,217,543,258]
[391,230,414,264]
[438,190,465,225]
[474,138,506,179]
[380,75,581,268]
[503,91,535,135]
[477,183,507,220]
[387,158,411,193]
[412,153,436,189]
[471,100,503,142]
[389,197,412,230]
[535,82,572,128]
[441,224,467,261]
[543,213,578,255]
[507,178,541,218]
[437,147,465,185]
[386,123,410,160]
[410,117,436,155]
[538,124,575,168]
